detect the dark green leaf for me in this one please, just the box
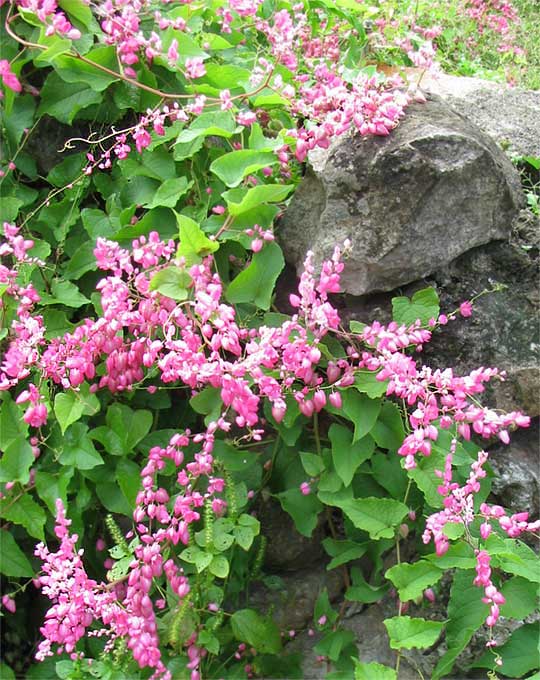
[339,497,408,540]
[392,287,440,326]
[226,241,284,310]
[385,561,443,602]
[223,184,293,216]
[144,177,191,209]
[230,609,282,654]
[210,150,278,187]
[58,423,104,469]
[1,494,46,541]
[500,577,540,619]
[177,214,219,264]
[341,390,381,442]
[276,487,323,537]
[384,616,444,650]
[106,403,153,455]
[149,266,191,300]
[354,661,396,680]
[371,402,405,451]
[329,424,375,486]
[0,531,34,577]
[38,72,101,124]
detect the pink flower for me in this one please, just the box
[2,595,16,613]
[300,482,311,495]
[459,300,473,317]
[0,60,22,93]
[185,58,206,79]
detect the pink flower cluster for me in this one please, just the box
[15,0,81,39]
[0,223,45,390]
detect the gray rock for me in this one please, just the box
[278,95,524,296]
[249,563,343,631]
[418,72,540,159]
[341,212,539,416]
[489,421,540,517]
[256,497,326,571]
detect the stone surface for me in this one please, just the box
[256,497,326,571]
[340,211,539,418]
[278,95,524,296]
[489,420,540,518]
[249,563,343,631]
[419,72,540,159]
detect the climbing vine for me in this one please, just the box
[0,0,538,679]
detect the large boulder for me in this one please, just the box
[419,72,540,159]
[278,95,523,296]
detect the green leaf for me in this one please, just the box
[354,662,396,680]
[106,404,153,455]
[54,391,84,434]
[383,616,444,650]
[339,497,408,540]
[488,537,540,583]
[407,446,446,509]
[353,371,388,398]
[210,150,278,187]
[223,184,293,216]
[116,458,141,508]
[47,154,86,187]
[175,111,238,142]
[197,630,220,655]
[0,531,34,577]
[58,423,104,469]
[385,561,443,602]
[1,494,46,541]
[38,72,101,124]
[473,623,540,677]
[276,487,323,537]
[81,208,119,239]
[226,241,284,310]
[0,197,23,223]
[149,266,191,301]
[329,424,375,486]
[341,390,381,442]
[0,437,34,484]
[54,46,119,91]
[392,287,440,326]
[41,280,90,308]
[209,555,229,578]
[425,542,476,570]
[0,394,27,448]
[63,242,97,280]
[58,0,96,28]
[34,37,72,67]
[35,469,73,515]
[177,214,219,265]
[3,95,35,146]
[500,577,539,620]
[0,662,16,680]
[233,525,256,551]
[314,588,338,626]
[144,177,191,209]
[346,567,388,603]
[371,402,405,451]
[299,451,326,477]
[96,483,131,516]
[212,532,234,551]
[322,538,368,570]
[314,630,356,662]
[230,609,282,654]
